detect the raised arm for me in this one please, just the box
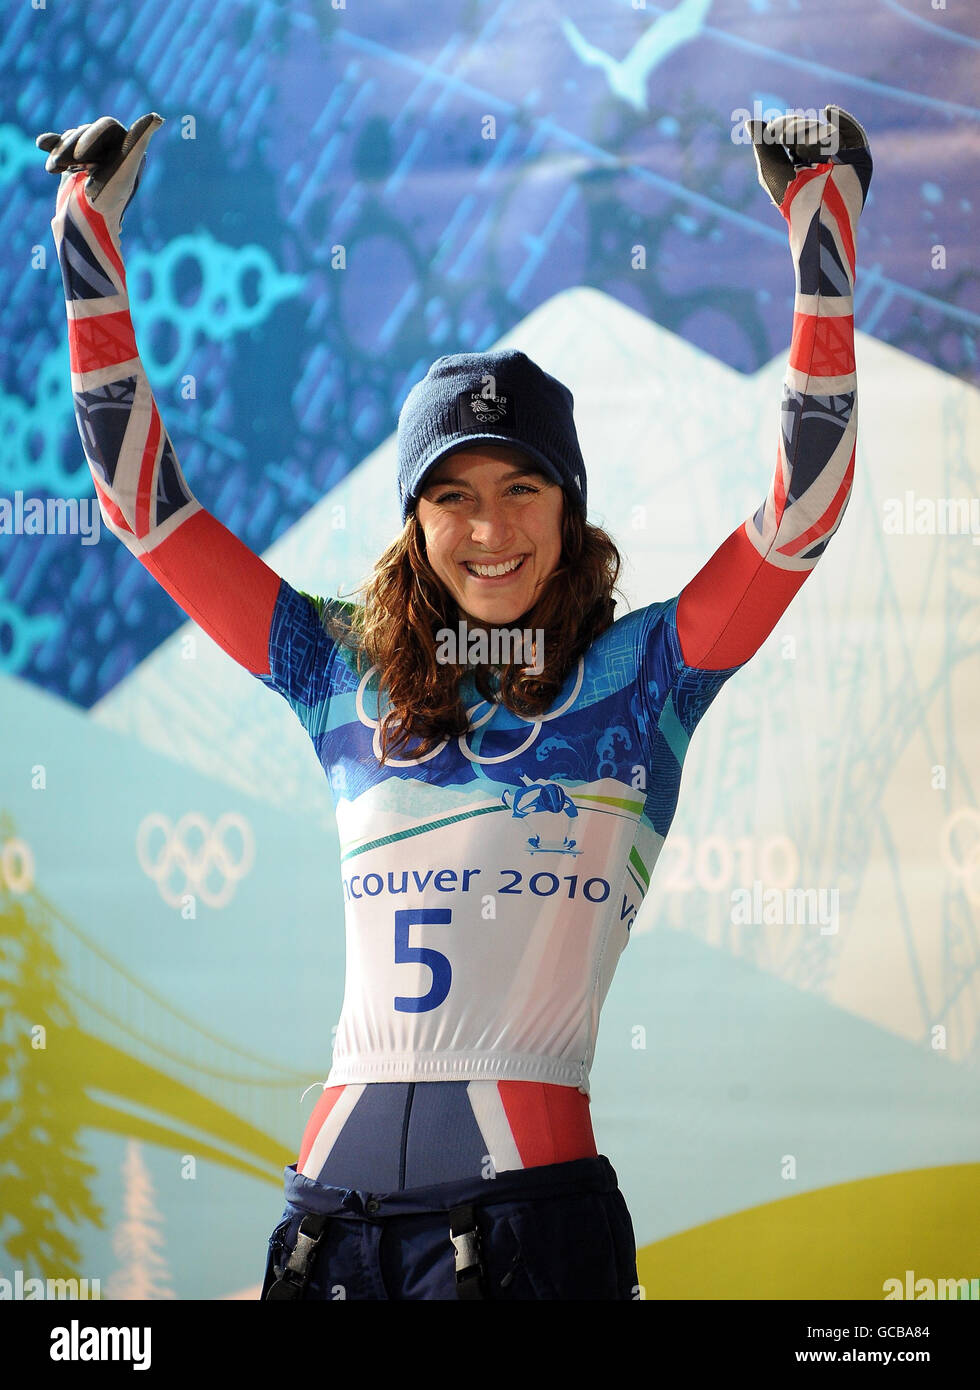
[675,105,873,671]
[37,113,283,675]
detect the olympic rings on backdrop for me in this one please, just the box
[0,836,35,894]
[940,806,980,907]
[136,811,255,908]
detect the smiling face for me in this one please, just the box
[414,445,565,626]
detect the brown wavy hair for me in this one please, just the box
[328,489,622,763]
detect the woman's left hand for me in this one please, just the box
[743,104,873,215]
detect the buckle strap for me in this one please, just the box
[264,1212,330,1301]
[449,1203,486,1300]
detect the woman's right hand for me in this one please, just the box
[35,112,164,237]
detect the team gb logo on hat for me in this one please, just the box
[461,388,510,425]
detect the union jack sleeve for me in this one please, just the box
[51,170,281,675]
[675,147,871,671]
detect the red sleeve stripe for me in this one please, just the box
[92,474,134,535]
[75,176,127,285]
[779,163,832,224]
[821,175,857,280]
[134,399,162,539]
[55,172,77,218]
[67,310,138,375]
[777,444,856,557]
[788,310,855,378]
[771,441,788,519]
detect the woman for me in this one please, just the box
[36,105,872,1300]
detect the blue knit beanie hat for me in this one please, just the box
[396,349,587,524]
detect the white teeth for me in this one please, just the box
[466,556,524,578]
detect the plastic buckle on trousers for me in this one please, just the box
[449,1203,486,1300]
[264,1213,329,1301]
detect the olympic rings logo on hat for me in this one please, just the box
[466,390,509,424]
[353,659,585,767]
[136,811,255,908]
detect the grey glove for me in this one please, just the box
[35,112,165,230]
[744,104,873,212]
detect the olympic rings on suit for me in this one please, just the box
[353,659,585,767]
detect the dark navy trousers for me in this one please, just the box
[260,1153,639,1300]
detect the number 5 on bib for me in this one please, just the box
[394,908,452,1013]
